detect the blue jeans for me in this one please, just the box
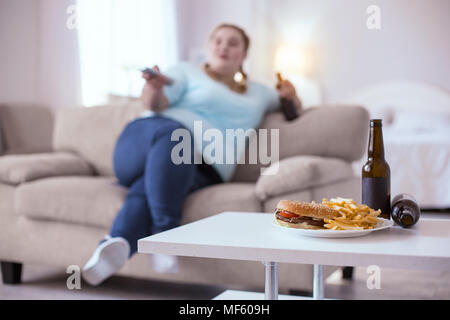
[110,116,222,255]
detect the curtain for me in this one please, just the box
[76,0,178,106]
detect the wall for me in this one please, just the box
[279,0,450,102]
[0,0,81,109]
[37,0,81,109]
[0,0,39,104]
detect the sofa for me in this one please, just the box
[0,101,369,294]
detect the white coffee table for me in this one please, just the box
[138,212,450,300]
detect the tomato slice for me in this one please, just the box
[278,210,298,219]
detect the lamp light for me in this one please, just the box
[273,44,322,107]
[274,45,305,76]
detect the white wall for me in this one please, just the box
[0,0,39,104]
[0,0,81,109]
[295,0,450,102]
[37,0,81,109]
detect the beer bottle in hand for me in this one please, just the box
[276,72,299,121]
[362,119,391,219]
[391,194,420,227]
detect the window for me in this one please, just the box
[77,0,178,106]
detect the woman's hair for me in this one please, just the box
[208,23,250,93]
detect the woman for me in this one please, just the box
[82,23,302,286]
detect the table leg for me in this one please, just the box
[313,264,324,300]
[263,261,278,300]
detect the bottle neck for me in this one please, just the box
[368,125,385,160]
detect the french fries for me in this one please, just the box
[321,197,382,230]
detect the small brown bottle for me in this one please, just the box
[362,119,391,219]
[391,194,420,227]
[276,72,299,121]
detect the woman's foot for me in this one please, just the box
[82,235,130,286]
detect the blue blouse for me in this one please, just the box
[141,62,280,181]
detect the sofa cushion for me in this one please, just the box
[52,102,145,176]
[0,152,94,185]
[182,183,262,224]
[15,177,261,230]
[255,155,354,200]
[15,176,127,229]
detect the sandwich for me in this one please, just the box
[274,200,340,229]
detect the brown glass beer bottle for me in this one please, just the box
[276,72,299,121]
[391,193,420,227]
[362,119,391,219]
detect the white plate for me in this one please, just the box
[272,218,394,238]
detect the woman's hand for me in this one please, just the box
[142,66,171,91]
[276,80,303,112]
[276,80,297,100]
[141,65,170,112]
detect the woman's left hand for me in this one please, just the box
[276,80,297,100]
[276,79,303,112]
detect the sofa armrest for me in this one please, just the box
[0,152,94,185]
[255,155,354,201]
[0,104,54,155]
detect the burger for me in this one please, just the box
[275,200,340,229]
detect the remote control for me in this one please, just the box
[141,68,174,85]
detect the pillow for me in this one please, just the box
[0,152,94,185]
[255,155,354,200]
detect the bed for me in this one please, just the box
[345,81,450,209]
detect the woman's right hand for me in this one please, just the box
[141,65,170,111]
[142,65,171,91]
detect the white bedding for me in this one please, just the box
[383,128,450,208]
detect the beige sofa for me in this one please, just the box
[0,101,369,294]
